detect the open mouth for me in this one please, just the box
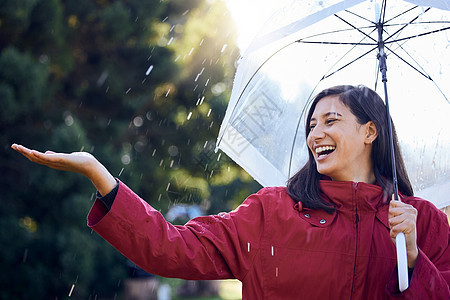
[315,146,336,158]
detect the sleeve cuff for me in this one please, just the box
[97,180,119,210]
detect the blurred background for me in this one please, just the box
[0,0,261,298]
[2,0,449,299]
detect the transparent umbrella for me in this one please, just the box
[216,0,450,291]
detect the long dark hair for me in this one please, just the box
[287,85,413,213]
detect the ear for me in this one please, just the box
[364,121,378,145]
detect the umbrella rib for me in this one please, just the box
[334,14,378,43]
[384,7,431,43]
[296,25,375,43]
[384,5,419,24]
[374,57,380,92]
[297,40,376,46]
[321,46,378,80]
[385,45,430,79]
[385,26,450,44]
[385,45,450,104]
[343,9,376,25]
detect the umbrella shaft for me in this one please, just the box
[377,22,399,200]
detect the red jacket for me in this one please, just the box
[87,180,449,299]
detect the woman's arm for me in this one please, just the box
[11,144,116,196]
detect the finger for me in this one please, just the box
[389,205,416,220]
[11,144,32,155]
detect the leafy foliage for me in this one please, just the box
[0,0,261,298]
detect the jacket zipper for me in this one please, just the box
[350,182,359,300]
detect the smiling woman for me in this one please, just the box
[11,85,449,299]
[307,96,377,183]
[288,85,413,213]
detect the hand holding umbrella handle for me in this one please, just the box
[396,232,408,292]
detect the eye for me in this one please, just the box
[309,124,316,131]
[326,118,337,125]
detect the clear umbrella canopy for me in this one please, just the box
[216,0,450,208]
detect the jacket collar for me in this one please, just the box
[319,179,387,213]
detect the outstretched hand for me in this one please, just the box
[389,195,418,268]
[11,144,96,176]
[11,144,117,196]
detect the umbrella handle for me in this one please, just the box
[396,232,409,292]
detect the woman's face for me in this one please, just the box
[307,96,376,183]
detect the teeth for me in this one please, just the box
[315,146,336,154]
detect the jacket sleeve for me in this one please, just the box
[87,180,266,281]
[386,200,450,299]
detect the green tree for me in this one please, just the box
[1,0,260,298]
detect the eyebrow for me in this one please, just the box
[310,112,343,122]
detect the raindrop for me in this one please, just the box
[166,183,171,191]
[221,44,228,53]
[182,9,190,16]
[97,71,109,86]
[121,154,131,165]
[189,48,194,56]
[68,284,75,297]
[165,89,171,97]
[106,86,110,93]
[207,109,212,117]
[170,160,174,168]
[167,37,174,45]
[133,116,144,127]
[126,88,132,94]
[271,246,274,256]
[275,267,279,277]
[248,242,251,252]
[145,65,154,76]
[64,113,74,126]
[170,25,175,32]
[199,39,204,46]
[160,160,164,166]
[174,55,180,62]
[205,78,210,86]
[162,16,168,22]
[187,112,193,120]
[211,82,226,96]
[217,153,221,161]
[204,141,208,148]
[118,168,124,177]
[23,249,28,263]
[168,145,179,156]
[39,54,49,63]
[152,149,157,156]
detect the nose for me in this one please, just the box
[308,124,326,141]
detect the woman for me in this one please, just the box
[12,85,449,299]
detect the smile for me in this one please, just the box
[315,146,336,157]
